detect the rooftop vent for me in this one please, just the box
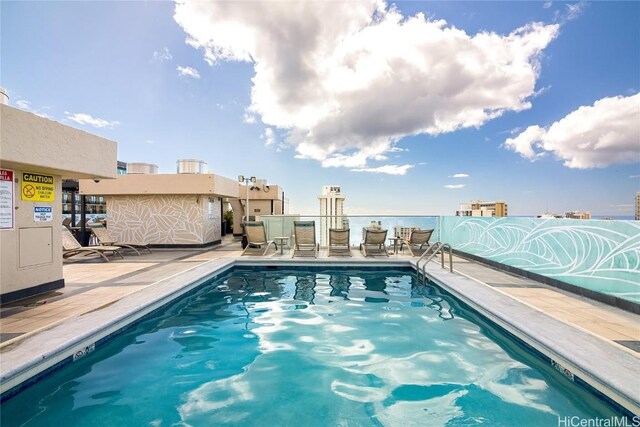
[177,159,208,174]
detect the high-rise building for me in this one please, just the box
[319,185,346,247]
[636,193,640,220]
[456,200,508,217]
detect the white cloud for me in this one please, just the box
[65,112,120,128]
[243,112,256,124]
[351,164,414,175]
[553,2,586,24]
[450,173,469,178]
[33,111,52,119]
[388,146,408,153]
[153,47,173,61]
[177,65,201,79]
[174,1,558,170]
[630,175,640,178]
[565,2,586,21]
[444,184,465,189]
[261,127,288,152]
[14,99,53,119]
[15,99,30,109]
[503,93,640,168]
[543,1,553,9]
[262,127,276,147]
[503,125,548,160]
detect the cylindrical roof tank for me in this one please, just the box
[177,159,208,174]
[0,87,9,105]
[127,162,159,174]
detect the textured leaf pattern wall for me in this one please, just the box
[441,217,640,303]
[105,195,221,245]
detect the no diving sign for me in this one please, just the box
[22,172,55,202]
[34,206,53,222]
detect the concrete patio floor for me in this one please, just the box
[1,235,638,357]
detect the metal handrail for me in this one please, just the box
[416,242,443,282]
[440,243,453,272]
[415,241,454,283]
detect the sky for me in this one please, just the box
[2,1,639,216]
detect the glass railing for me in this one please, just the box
[440,216,640,304]
[259,215,440,249]
[260,214,639,304]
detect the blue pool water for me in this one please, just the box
[2,268,619,426]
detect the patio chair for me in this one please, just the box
[400,228,434,256]
[89,223,152,255]
[292,221,319,258]
[61,226,124,262]
[242,221,277,256]
[360,228,389,257]
[328,228,351,257]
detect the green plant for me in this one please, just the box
[224,210,234,228]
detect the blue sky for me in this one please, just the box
[2,1,638,216]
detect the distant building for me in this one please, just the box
[565,211,591,220]
[537,211,592,220]
[456,200,508,217]
[319,185,346,246]
[636,193,640,220]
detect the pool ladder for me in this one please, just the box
[416,242,453,283]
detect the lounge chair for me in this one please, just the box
[89,223,152,255]
[62,226,124,262]
[328,228,351,257]
[400,228,433,256]
[360,228,389,257]
[242,221,276,256]
[292,221,319,258]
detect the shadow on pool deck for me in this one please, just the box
[1,235,638,356]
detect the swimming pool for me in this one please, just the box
[0,267,626,425]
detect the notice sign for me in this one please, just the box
[22,172,55,202]
[34,206,53,222]
[0,169,14,229]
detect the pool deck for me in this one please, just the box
[1,235,639,412]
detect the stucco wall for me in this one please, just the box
[80,173,239,197]
[106,195,221,245]
[1,105,117,180]
[0,168,63,299]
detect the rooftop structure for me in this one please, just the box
[0,104,117,303]
[229,178,286,235]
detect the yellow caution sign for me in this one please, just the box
[21,172,55,202]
